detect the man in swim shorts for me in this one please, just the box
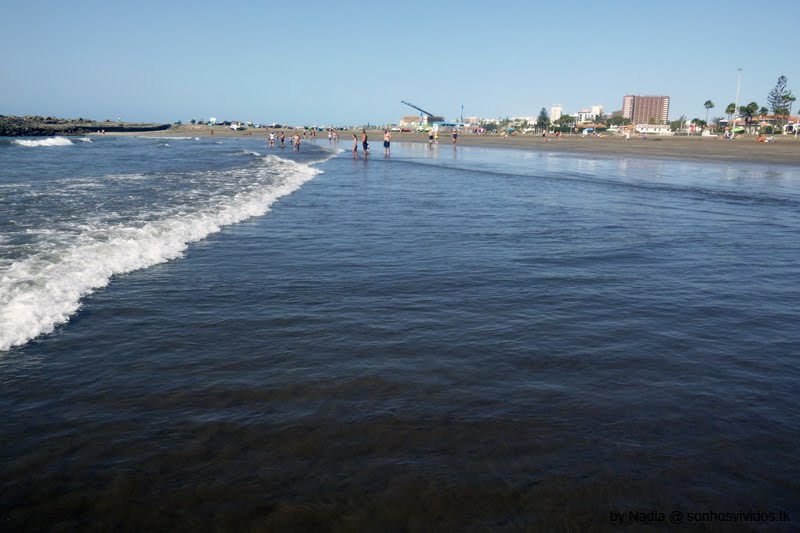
[383,129,391,156]
[362,129,369,158]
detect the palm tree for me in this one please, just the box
[725,103,736,121]
[738,102,759,132]
[704,100,714,124]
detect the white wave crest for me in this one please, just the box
[13,137,74,147]
[78,137,93,143]
[0,156,321,351]
[234,149,261,157]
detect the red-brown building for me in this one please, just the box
[622,95,670,125]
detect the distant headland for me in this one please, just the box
[0,115,171,136]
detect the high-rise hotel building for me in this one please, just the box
[622,95,670,124]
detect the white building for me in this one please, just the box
[634,124,671,135]
[550,105,563,122]
[573,109,594,123]
[573,105,604,123]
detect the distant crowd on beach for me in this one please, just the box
[264,127,347,152]
[253,120,793,160]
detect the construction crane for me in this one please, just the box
[401,100,435,117]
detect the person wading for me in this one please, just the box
[383,129,391,156]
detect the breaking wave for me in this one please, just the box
[12,137,74,147]
[0,155,322,351]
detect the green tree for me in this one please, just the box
[669,114,687,133]
[553,114,575,133]
[738,102,759,130]
[711,116,723,131]
[555,114,574,126]
[190,119,196,125]
[758,107,769,117]
[691,118,706,126]
[536,108,550,131]
[767,75,795,128]
[725,103,736,121]
[704,100,714,124]
[607,116,631,127]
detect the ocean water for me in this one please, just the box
[1,135,799,530]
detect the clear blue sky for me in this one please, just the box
[3,0,798,125]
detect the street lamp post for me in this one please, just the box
[733,67,742,137]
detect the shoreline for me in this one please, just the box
[116,126,800,166]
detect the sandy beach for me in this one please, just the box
[122,125,800,166]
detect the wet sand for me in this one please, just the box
[122,126,800,166]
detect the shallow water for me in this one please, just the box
[1,137,799,530]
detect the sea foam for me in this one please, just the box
[0,155,321,351]
[13,137,74,147]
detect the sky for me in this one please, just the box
[3,0,798,126]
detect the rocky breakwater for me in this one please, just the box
[0,115,172,136]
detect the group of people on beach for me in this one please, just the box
[352,129,374,159]
[265,131,302,151]
[351,129,400,159]
[428,129,459,148]
[350,127,459,159]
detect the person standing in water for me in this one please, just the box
[452,128,458,145]
[352,134,358,159]
[293,132,300,151]
[383,129,391,156]
[361,129,369,159]
[280,131,285,148]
